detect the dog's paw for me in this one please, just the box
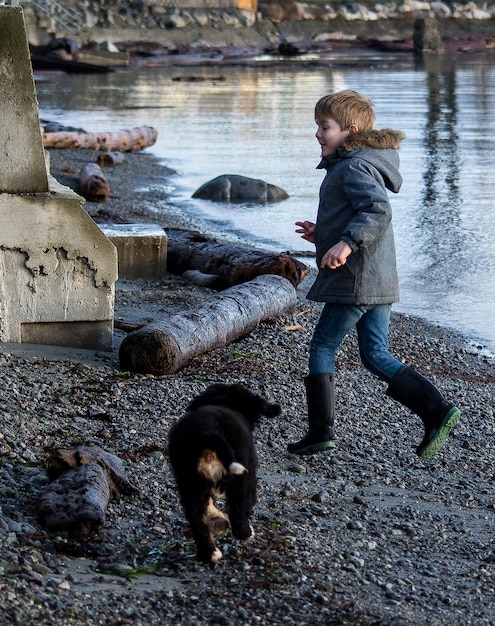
[232,523,255,541]
[229,462,247,475]
[211,547,223,563]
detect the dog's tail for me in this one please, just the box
[197,435,247,483]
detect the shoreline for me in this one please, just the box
[1,147,494,625]
[48,146,495,360]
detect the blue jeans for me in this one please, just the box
[309,303,403,383]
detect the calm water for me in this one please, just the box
[35,50,495,356]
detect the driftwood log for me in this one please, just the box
[42,125,158,152]
[119,274,298,375]
[166,228,308,288]
[39,463,110,538]
[38,446,136,538]
[96,151,125,166]
[79,162,110,202]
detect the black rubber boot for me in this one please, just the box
[386,365,460,458]
[287,373,336,455]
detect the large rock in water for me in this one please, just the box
[192,174,289,202]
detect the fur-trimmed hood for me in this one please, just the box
[341,128,405,151]
[318,127,405,194]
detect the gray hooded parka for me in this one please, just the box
[307,128,405,305]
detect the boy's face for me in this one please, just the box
[315,117,353,157]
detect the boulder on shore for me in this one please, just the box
[192,174,289,202]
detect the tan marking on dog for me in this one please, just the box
[203,498,230,536]
[197,449,226,483]
[202,498,230,562]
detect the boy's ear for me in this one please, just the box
[348,123,359,134]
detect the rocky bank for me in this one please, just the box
[23,0,495,59]
[0,148,494,625]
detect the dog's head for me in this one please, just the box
[187,383,281,428]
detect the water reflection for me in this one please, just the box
[419,63,467,290]
[35,58,495,353]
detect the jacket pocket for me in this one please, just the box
[307,265,356,301]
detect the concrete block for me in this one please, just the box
[0,179,118,351]
[99,223,167,280]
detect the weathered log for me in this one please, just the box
[166,228,308,288]
[46,446,137,497]
[42,125,158,152]
[38,463,110,538]
[45,445,137,498]
[38,446,137,538]
[182,269,219,287]
[79,162,110,202]
[97,151,125,166]
[119,274,297,375]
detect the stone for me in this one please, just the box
[192,174,289,202]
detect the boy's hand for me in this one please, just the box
[295,221,315,243]
[321,241,352,270]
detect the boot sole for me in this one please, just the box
[417,407,460,459]
[287,440,336,455]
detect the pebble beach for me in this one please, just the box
[1,148,494,625]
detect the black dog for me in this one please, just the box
[168,383,281,563]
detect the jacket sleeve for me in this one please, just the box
[340,159,392,251]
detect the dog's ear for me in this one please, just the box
[263,401,282,418]
[186,383,228,411]
[231,386,282,419]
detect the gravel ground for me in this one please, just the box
[1,149,494,625]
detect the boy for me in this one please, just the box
[288,90,460,458]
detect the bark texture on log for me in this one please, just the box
[119,274,297,375]
[38,463,110,538]
[166,228,308,288]
[79,163,110,202]
[38,446,137,538]
[42,126,158,152]
[45,445,137,498]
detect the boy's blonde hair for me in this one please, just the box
[315,90,376,131]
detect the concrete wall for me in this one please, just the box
[0,6,48,193]
[0,6,117,351]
